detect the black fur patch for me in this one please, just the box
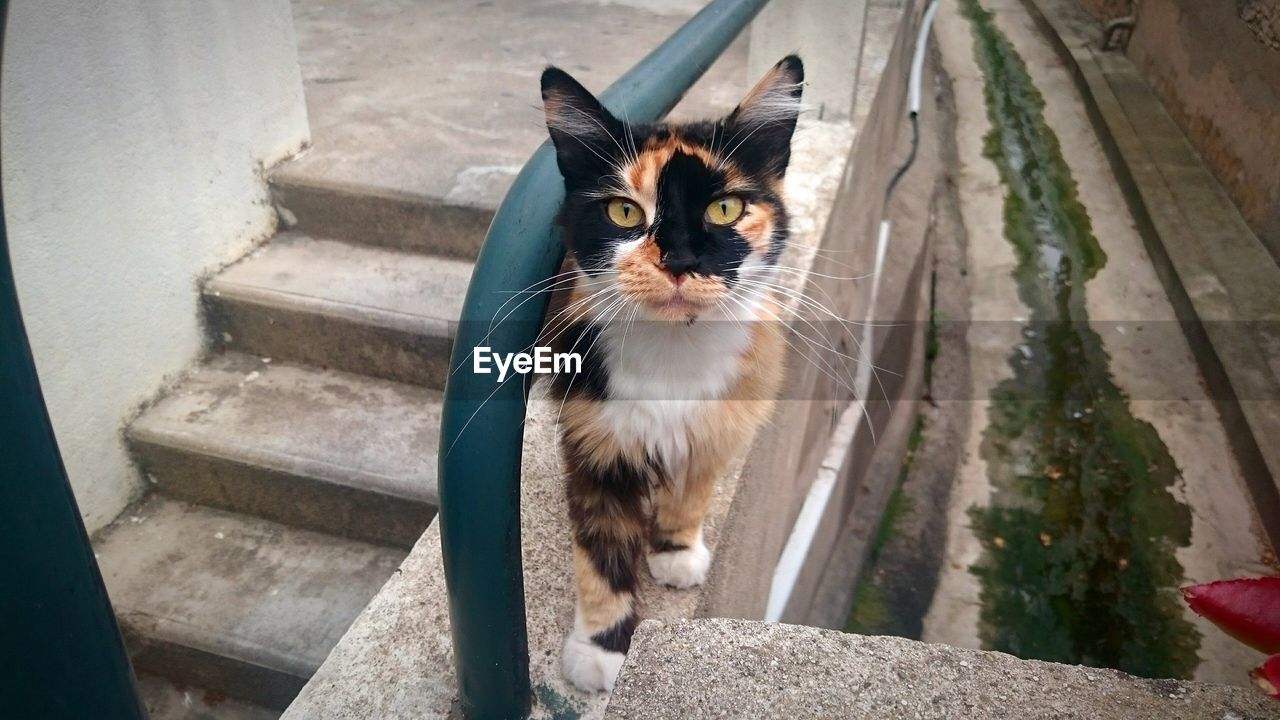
[590,611,640,653]
[563,440,662,594]
[652,151,752,280]
[650,537,689,553]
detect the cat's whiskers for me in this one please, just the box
[718,287,862,407]
[449,285,626,454]
[453,270,611,379]
[732,277,897,410]
[562,105,636,170]
[732,276,901,376]
[736,285,865,399]
[539,284,622,350]
[553,295,632,427]
[728,285,879,443]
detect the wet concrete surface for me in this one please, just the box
[849,0,1279,687]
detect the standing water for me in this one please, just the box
[957,0,1198,677]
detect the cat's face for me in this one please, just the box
[542,56,803,322]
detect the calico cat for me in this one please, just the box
[540,55,804,692]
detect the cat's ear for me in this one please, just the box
[725,55,805,179]
[541,67,624,183]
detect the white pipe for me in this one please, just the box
[765,220,890,622]
[765,0,939,621]
[908,0,941,116]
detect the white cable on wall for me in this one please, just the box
[766,0,940,623]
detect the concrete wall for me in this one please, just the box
[702,0,938,625]
[1,2,310,532]
[1078,0,1280,259]
[748,0,864,122]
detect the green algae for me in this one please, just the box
[845,415,924,635]
[959,0,1198,678]
[535,683,583,720]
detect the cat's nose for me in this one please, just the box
[660,253,699,278]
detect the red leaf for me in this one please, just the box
[1251,655,1280,701]
[1181,577,1280,654]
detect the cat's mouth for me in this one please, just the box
[630,275,722,321]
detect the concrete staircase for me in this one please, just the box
[89,1,754,716]
[93,178,481,715]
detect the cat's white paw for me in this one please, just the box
[562,626,625,693]
[647,537,711,589]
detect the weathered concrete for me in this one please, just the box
[749,0,865,121]
[606,619,1280,719]
[139,674,277,720]
[923,0,1275,684]
[1075,0,1280,258]
[95,497,404,711]
[275,0,750,250]
[128,353,440,548]
[1021,0,1280,559]
[1,0,309,533]
[205,233,471,388]
[773,0,941,625]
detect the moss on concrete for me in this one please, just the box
[959,0,1198,679]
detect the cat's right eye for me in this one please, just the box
[605,198,645,228]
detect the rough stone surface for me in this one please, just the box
[95,496,405,710]
[129,353,440,547]
[206,233,471,387]
[606,619,1280,719]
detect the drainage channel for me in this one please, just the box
[849,0,1276,686]
[958,0,1195,677]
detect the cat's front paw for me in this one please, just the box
[647,538,711,589]
[562,627,626,692]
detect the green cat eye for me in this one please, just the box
[605,198,644,228]
[705,195,744,225]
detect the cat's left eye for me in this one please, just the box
[705,195,744,225]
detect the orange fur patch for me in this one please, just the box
[735,202,776,254]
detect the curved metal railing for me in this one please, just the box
[437,1,770,716]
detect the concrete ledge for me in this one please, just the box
[1020,0,1280,550]
[606,619,1279,719]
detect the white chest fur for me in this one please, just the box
[595,311,755,475]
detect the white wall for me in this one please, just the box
[2,2,310,532]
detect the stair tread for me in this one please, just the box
[207,233,472,335]
[96,496,405,676]
[130,353,441,505]
[138,674,277,720]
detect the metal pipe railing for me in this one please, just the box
[437,0,770,716]
[0,2,149,717]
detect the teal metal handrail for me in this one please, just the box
[438,1,770,716]
[0,2,148,717]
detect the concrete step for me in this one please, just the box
[96,497,404,711]
[138,674,278,720]
[128,353,440,548]
[271,176,493,259]
[204,233,471,388]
